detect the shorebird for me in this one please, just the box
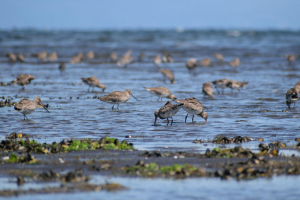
[99,89,138,110]
[117,50,134,67]
[286,55,296,62]
[154,101,183,125]
[286,88,299,108]
[144,86,176,101]
[6,53,16,62]
[294,82,300,94]
[11,74,35,90]
[176,97,208,123]
[34,51,47,62]
[70,52,83,64]
[58,63,66,73]
[199,58,211,66]
[86,50,95,59]
[162,52,174,63]
[81,76,106,92]
[158,68,175,84]
[153,54,162,66]
[185,58,197,71]
[48,52,57,62]
[229,58,240,68]
[14,97,50,120]
[202,82,213,98]
[214,53,224,62]
[226,80,248,92]
[212,78,229,94]
[17,53,25,62]
[110,52,118,62]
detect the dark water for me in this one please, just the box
[1,29,300,151]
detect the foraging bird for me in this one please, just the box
[110,52,118,62]
[34,51,47,62]
[294,82,300,94]
[226,80,248,92]
[202,82,213,98]
[11,74,35,90]
[214,53,224,62]
[211,78,229,94]
[286,88,299,109]
[48,52,57,62]
[144,86,176,101]
[70,52,83,64]
[176,97,208,123]
[154,101,183,125]
[14,97,50,120]
[81,76,106,92]
[86,50,95,59]
[285,55,296,62]
[229,58,240,68]
[153,54,162,66]
[158,68,175,84]
[162,52,174,63]
[6,52,16,62]
[99,89,138,110]
[199,58,211,66]
[17,53,25,62]
[185,58,197,71]
[117,50,134,67]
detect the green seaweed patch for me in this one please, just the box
[7,153,18,163]
[6,153,38,164]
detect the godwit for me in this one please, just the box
[11,74,35,90]
[286,88,299,108]
[294,82,300,94]
[154,101,183,125]
[70,52,83,64]
[117,50,134,67]
[226,80,248,92]
[162,52,174,63]
[199,58,211,66]
[81,76,106,92]
[229,58,240,68]
[185,58,197,71]
[48,52,57,62]
[202,82,213,98]
[144,86,176,101]
[211,78,229,94]
[17,53,25,62]
[158,68,175,84]
[34,51,47,62]
[86,50,95,59]
[153,55,162,66]
[14,97,50,120]
[214,53,224,62]
[99,89,138,110]
[110,52,118,62]
[285,55,296,62]
[176,97,208,123]
[6,53,16,62]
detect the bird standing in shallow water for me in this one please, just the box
[81,76,106,92]
[99,89,138,110]
[117,50,134,67]
[226,80,248,92]
[285,55,296,62]
[144,86,176,101]
[294,82,300,94]
[176,97,208,123]
[14,97,50,120]
[229,58,240,68]
[154,101,183,125]
[202,82,213,98]
[158,68,175,84]
[185,58,197,72]
[286,88,299,109]
[199,58,211,66]
[153,55,162,66]
[211,78,229,94]
[11,74,35,90]
[214,53,224,62]
[6,53,16,62]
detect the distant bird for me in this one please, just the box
[214,53,224,62]
[144,86,176,101]
[48,52,57,62]
[86,50,95,59]
[6,52,16,62]
[81,76,106,92]
[229,58,240,68]
[212,78,229,94]
[285,55,296,62]
[70,52,83,64]
[199,58,211,66]
[34,51,47,62]
[185,58,197,71]
[286,88,299,109]
[158,68,175,84]
[17,53,25,62]
[58,63,66,73]
[117,50,134,67]
[153,54,162,66]
[110,52,118,62]
[138,52,145,62]
[154,101,183,125]
[202,82,213,98]
[294,82,300,94]
[162,52,174,63]
[14,97,50,120]
[99,89,138,110]
[226,80,248,92]
[11,74,35,90]
[176,97,208,123]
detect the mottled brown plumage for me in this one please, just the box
[286,55,296,62]
[185,58,197,71]
[70,52,83,64]
[35,51,47,62]
[226,80,248,92]
[14,97,50,120]
[176,97,208,123]
[212,78,229,94]
[86,50,95,59]
[117,50,134,67]
[229,58,240,68]
[158,68,175,84]
[6,52,16,62]
[294,82,300,94]
[199,58,211,66]
[154,101,183,125]
[144,86,176,101]
[162,52,174,63]
[99,89,138,110]
[202,82,213,98]
[11,74,35,90]
[153,54,162,66]
[81,76,106,92]
[48,52,57,62]
[110,52,118,62]
[17,53,25,62]
[214,53,224,62]
[286,88,299,108]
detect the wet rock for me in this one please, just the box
[268,142,286,149]
[193,139,205,143]
[259,143,268,151]
[62,171,90,183]
[295,138,300,142]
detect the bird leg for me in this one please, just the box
[171,117,173,126]
[23,114,29,120]
[117,104,120,110]
[167,118,169,125]
[192,115,194,122]
[157,97,160,101]
[185,114,188,123]
[112,105,115,110]
[88,86,90,92]
[92,87,94,92]
[215,87,220,94]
